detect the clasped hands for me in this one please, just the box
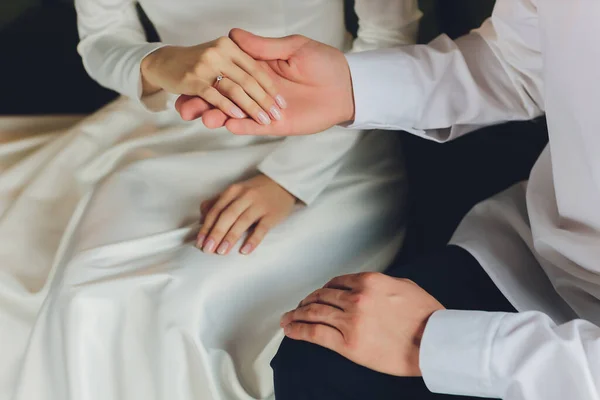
[142,28,357,136]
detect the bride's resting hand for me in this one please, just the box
[141,37,287,125]
[196,174,297,255]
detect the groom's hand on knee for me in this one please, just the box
[279,272,445,377]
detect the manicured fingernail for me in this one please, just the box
[240,243,253,255]
[231,106,245,119]
[196,234,206,248]
[270,106,282,121]
[203,238,216,253]
[258,111,271,125]
[217,241,230,255]
[275,95,287,109]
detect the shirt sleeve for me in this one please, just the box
[258,1,422,204]
[75,0,169,111]
[346,0,545,141]
[420,310,600,400]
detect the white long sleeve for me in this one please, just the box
[347,1,600,399]
[346,0,545,140]
[421,310,600,400]
[259,0,421,204]
[351,0,422,52]
[75,0,167,110]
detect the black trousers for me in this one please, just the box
[271,245,516,400]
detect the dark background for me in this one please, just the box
[0,0,548,260]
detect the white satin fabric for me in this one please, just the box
[0,102,405,400]
[0,1,420,398]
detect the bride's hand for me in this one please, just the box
[196,174,297,255]
[141,37,287,125]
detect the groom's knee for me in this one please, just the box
[271,336,346,400]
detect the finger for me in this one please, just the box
[280,303,345,329]
[299,288,352,311]
[175,95,213,121]
[220,207,264,255]
[240,218,273,255]
[194,85,247,121]
[200,197,218,218]
[216,78,272,125]
[198,186,243,249]
[201,109,229,129]
[174,94,193,115]
[225,118,283,136]
[223,64,283,120]
[232,52,287,109]
[283,322,345,353]
[214,35,284,110]
[229,28,310,61]
[206,196,253,255]
[175,95,226,127]
[324,274,366,291]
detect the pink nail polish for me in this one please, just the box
[231,106,245,119]
[217,241,230,255]
[275,95,287,109]
[240,243,253,255]
[203,238,216,253]
[196,234,206,248]
[257,111,271,125]
[270,106,282,121]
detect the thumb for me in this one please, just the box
[175,95,212,121]
[229,28,309,61]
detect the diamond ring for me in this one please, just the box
[214,75,224,89]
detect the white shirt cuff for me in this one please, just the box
[344,49,421,130]
[420,309,509,398]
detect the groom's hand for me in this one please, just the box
[175,29,356,136]
[279,272,445,377]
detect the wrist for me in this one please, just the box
[256,174,299,203]
[140,47,169,96]
[409,309,443,377]
[340,60,356,124]
[409,320,427,377]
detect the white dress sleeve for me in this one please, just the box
[345,0,545,140]
[351,0,422,52]
[258,0,421,205]
[421,310,600,400]
[75,0,168,111]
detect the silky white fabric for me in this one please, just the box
[346,1,600,399]
[0,1,421,399]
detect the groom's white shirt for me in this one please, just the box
[348,1,600,399]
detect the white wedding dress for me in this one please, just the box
[0,1,421,399]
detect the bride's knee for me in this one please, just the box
[52,284,107,311]
[50,276,125,318]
